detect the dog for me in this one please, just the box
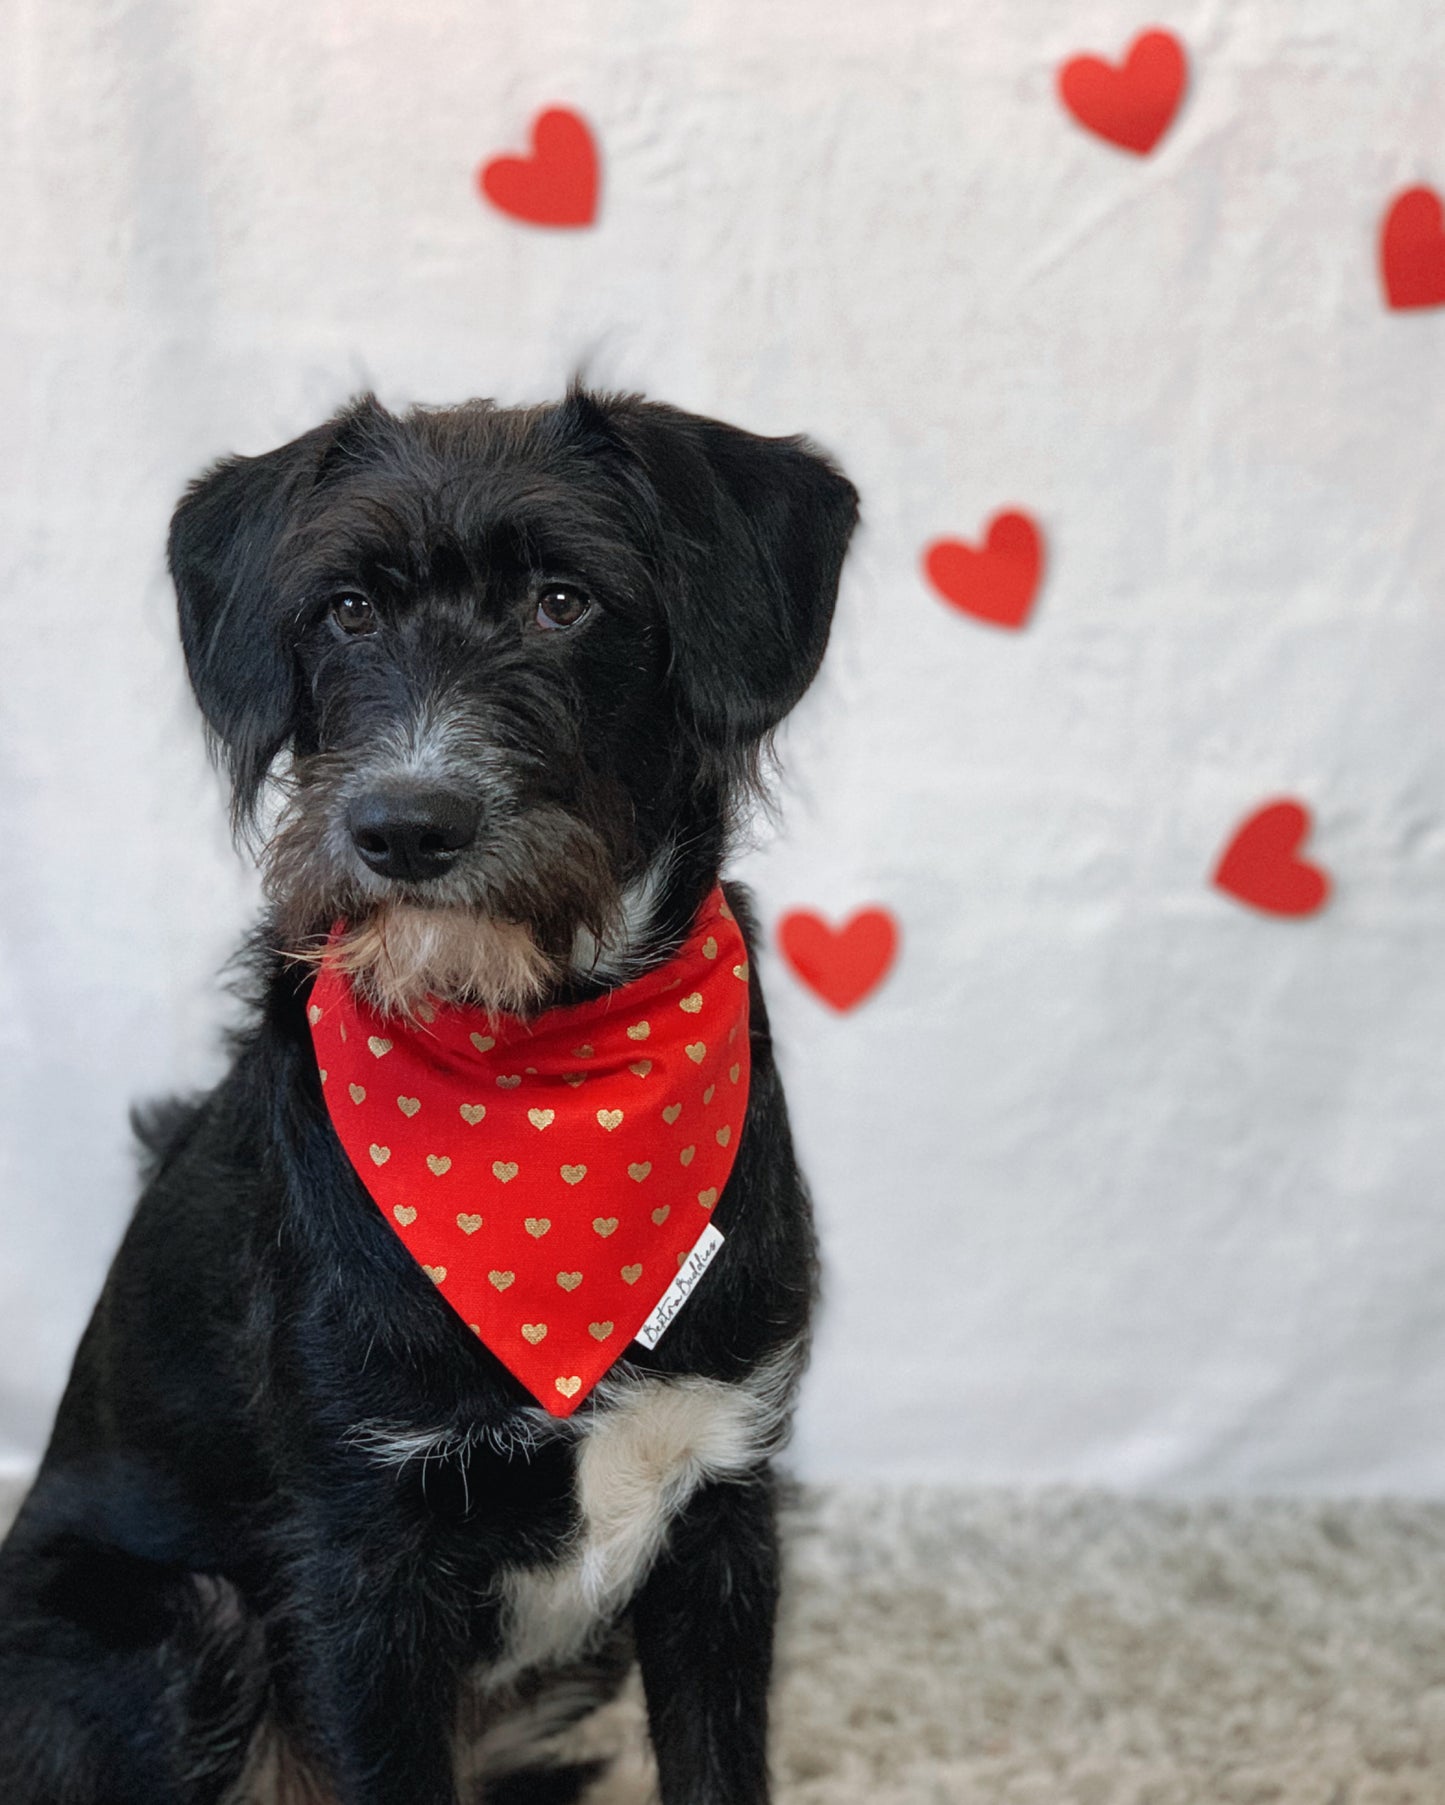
[0,387,858,1804]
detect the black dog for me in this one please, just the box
[0,388,857,1804]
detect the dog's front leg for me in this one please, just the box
[275,1541,463,1805]
[632,1469,780,1805]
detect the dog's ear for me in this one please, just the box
[169,399,383,822]
[578,392,859,769]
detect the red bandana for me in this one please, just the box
[307,890,751,1417]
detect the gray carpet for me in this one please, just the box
[768,1488,1445,1804]
[6,1478,1445,1802]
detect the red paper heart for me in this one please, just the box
[1058,29,1188,156]
[777,909,899,1013]
[478,108,599,228]
[1380,186,1445,311]
[1213,801,1331,918]
[923,512,1044,630]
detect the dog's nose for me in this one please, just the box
[346,787,480,882]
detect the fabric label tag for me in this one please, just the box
[633,1224,725,1350]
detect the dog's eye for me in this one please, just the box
[330,593,378,636]
[535,585,592,631]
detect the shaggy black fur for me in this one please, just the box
[0,388,857,1804]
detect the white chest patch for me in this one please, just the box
[484,1355,796,1687]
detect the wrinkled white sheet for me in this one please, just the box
[2,0,1443,1492]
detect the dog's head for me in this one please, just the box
[170,389,857,1016]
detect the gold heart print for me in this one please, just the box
[308,1003,323,1025]
[318,888,755,1391]
[319,1070,328,1084]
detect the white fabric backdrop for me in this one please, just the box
[3,0,1444,1493]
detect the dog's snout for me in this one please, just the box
[346,787,480,882]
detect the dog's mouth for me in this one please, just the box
[307,902,560,1021]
